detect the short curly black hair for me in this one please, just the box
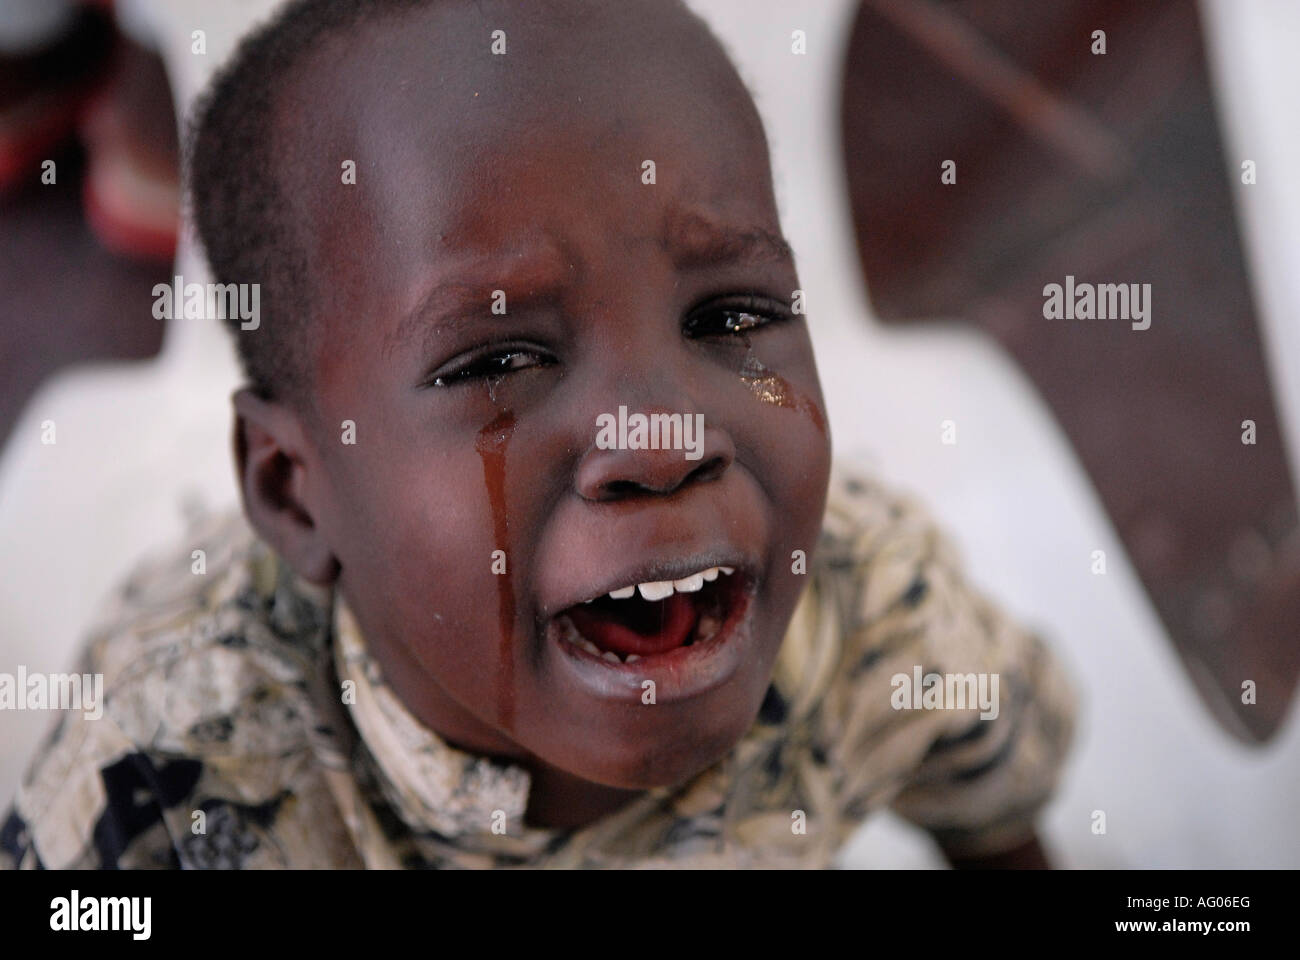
[186,0,431,404]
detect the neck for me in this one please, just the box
[519,759,644,829]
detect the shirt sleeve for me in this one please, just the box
[815,469,1078,859]
[0,701,193,870]
[2,512,367,871]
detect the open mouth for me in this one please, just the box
[553,566,749,665]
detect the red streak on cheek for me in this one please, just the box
[475,409,518,730]
[738,350,827,436]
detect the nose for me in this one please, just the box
[575,408,735,502]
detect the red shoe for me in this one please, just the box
[0,88,85,194]
[79,90,179,262]
[0,7,112,196]
[76,28,180,264]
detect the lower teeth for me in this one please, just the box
[696,614,721,642]
[562,622,630,663]
[560,607,725,664]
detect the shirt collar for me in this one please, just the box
[332,596,535,840]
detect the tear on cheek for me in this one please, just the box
[737,351,826,436]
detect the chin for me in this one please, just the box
[560,694,765,791]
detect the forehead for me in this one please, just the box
[276,0,774,217]
[274,1,782,355]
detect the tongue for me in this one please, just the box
[566,592,698,657]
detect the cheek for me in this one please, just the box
[332,418,563,720]
[336,444,505,675]
[763,422,830,599]
[737,376,832,542]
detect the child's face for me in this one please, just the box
[277,2,831,790]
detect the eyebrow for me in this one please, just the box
[388,214,795,357]
[387,245,571,358]
[661,208,796,270]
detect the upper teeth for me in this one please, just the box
[604,566,735,602]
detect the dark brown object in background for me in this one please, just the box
[841,0,1299,742]
[0,14,174,448]
[0,144,167,448]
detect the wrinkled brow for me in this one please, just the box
[387,213,794,357]
[662,207,795,269]
[386,244,571,358]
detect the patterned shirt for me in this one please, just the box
[1,468,1075,868]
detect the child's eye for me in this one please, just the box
[428,346,555,387]
[683,295,793,339]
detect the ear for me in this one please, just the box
[232,388,340,584]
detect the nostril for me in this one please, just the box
[595,455,728,502]
[596,455,727,501]
[576,424,736,502]
[603,479,644,498]
[685,455,727,487]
